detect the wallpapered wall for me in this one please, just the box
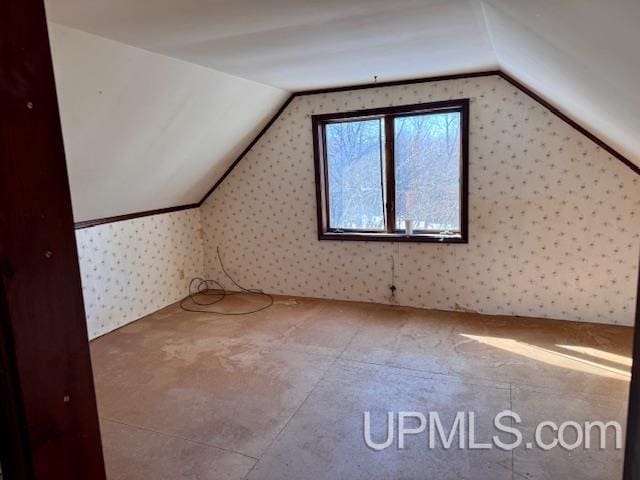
[200,75,640,326]
[75,209,203,338]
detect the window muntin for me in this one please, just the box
[313,100,468,243]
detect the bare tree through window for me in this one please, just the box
[394,112,461,231]
[313,100,468,243]
[325,119,385,230]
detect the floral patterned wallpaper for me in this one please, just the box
[75,209,203,338]
[74,75,639,333]
[200,75,640,326]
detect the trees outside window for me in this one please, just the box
[312,99,468,243]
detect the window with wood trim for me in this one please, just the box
[312,99,469,243]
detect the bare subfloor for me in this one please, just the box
[91,295,632,480]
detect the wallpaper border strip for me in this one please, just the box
[73,69,640,229]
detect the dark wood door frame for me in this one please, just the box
[0,0,106,478]
[0,0,639,478]
[624,260,640,479]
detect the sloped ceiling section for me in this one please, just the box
[44,0,499,90]
[45,0,640,222]
[48,23,288,222]
[482,0,640,170]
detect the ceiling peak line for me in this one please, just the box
[74,69,638,230]
[197,69,638,207]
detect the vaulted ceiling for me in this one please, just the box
[44,0,640,221]
[46,0,499,90]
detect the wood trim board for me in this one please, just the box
[74,69,639,229]
[196,69,640,206]
[0,0,107,476]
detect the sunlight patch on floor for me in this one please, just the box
[460,334,631,380]
[555,344,632,367]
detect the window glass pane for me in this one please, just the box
[325,119,385,230]
[394,112,461,232]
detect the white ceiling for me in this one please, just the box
[482,0,640,168]
[44,0,640,219]
[45,0,499,90]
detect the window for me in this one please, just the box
[312,99,469,243]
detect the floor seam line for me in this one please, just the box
[510,383,514,480]
[100,416,259,461]
[338,357,511,390]
[243,347,346,479]
[337,357,627,399]
[336,317,368,360]
[268,344,340,360]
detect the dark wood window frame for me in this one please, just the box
[312,99,469,243]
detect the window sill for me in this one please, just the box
[319,231,467,244]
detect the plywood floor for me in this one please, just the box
[91,295,632,480]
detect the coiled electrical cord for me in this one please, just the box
[180,247,274,315]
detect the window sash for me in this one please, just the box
[312,100,469,243]
[323,117,386,231]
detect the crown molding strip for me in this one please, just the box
[197,69,638,208]
[294,69,502,96]
[74,203,198,229]
[497,71,640,176]
[197,94,297,206]
[196,70,502,207]
[75,68,639,230]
